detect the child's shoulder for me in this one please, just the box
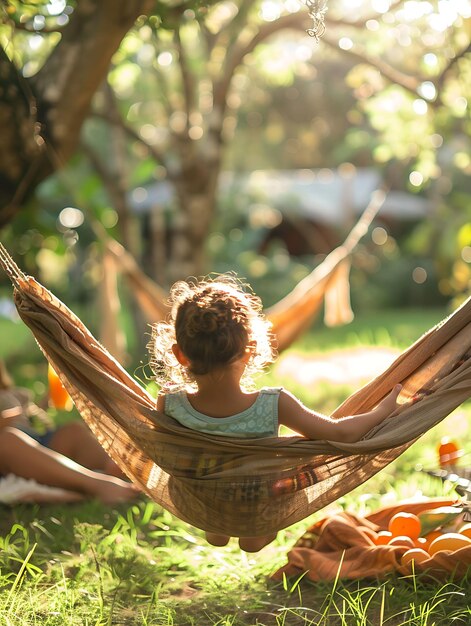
[277,387,305,408]
[259,386,283,395]
[156,385,187,411]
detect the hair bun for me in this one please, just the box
[187,301,236,337]
[153,274,276,385]
[187,309,217,336]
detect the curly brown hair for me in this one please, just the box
[148,274,276,390]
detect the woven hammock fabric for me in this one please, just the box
[1,244,470,537]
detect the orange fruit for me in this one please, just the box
[459,523,471,540]
[375,531,393,545]
[48,364,73,411]
[401,548,430,566]
[438,437,463,466]
[388,535,415,548]
[428,532,471,556]
[388,512,421,540]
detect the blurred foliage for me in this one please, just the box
[0,0,470,335]
[207,191,451,311]
[206,183,313,307]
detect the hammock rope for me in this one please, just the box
[266,189,385,349]
[0,242,470,537]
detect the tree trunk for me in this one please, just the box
[149,204,168,287]
[0,47,45,226]
[0,0,153,228]
[169,161,220,282]
[170,185,218,282]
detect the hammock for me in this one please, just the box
[1,243,470,537]
[103,190,386,352]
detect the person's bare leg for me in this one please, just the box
[239,534,277,553]
[205,532,230,547]
[49,422,124,477]
[0,428,137,504]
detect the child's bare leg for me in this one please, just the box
[239,534,277,553]
[49,422,124,477]
[0,427,137,504]
[205,532,230,547]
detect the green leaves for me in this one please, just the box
[418,505,465,537]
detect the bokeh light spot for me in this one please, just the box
[372,226,388,246]
[409,171,424,187]
[413,99,428,115]
[59,207,84,229]
[412,267,427,284]
[339,37,353,50]
[461,247,471,263]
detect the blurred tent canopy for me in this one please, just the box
[99,190,385,361]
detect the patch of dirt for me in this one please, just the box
[275,346,401,386]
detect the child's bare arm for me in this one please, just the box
[278,385,402,443]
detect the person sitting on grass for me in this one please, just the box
[151,274,402,553]
[0,360,137,504]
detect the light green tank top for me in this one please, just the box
[164,387,281,438]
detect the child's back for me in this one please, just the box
[151,274,401,551]
[161,386,280,437]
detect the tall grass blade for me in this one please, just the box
[5,542,38,610]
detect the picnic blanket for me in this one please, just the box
[272,498,471,581]
[0,474,83,504]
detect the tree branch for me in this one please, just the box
[91,110,170,173]
[213,12,311,115]
[153,0,220,29]
[148,24,178,120]
[174,27,195,121]
[81,141,134,251]
[436,41,471,90]
[214,0,254,48]
[213,5,430,124]
[321,34,422,97]
[32,0,154,162]
[325,0,407,28]
[199,21,218,56]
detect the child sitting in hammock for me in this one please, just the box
[151,274,402,552]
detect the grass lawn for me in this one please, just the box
[1,306,470,625]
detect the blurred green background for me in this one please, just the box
[0,0,470,374]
